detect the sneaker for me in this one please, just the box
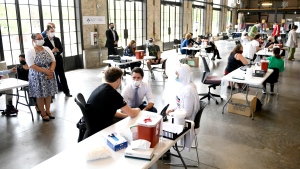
[4,105,18,115]
[211,58,215,61]
[270,91,274,95]
[163,73,168,79]
[217,57,222,59]
[65,93,73,97]
[262,90,266,94]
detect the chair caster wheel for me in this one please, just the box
[216,101,219,104]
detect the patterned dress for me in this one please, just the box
[28,50,58,98]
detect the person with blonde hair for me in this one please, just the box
[180,33,193,56]
[123,40,141,70]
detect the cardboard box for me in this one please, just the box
[228,93,257,117]
[186,57,199,67]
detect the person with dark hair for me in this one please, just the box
[87,67,140,135]
[189,32,196,45]
[25,33,58,121]
[43,25,72,97]
[205,37,222,60]
[262,48,284,94]
[105,23,119,56]
[286,25,298,61]
[123,40,141,70]
[121,67,157,113]
[224,44,248,89]
[146,38,167,79]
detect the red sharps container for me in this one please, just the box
[137,114,162,148]
[261,60,269,72]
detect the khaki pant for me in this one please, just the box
[288,47,296,60]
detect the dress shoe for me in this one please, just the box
[41,115,49,122]
[217,57,222,59]
[65,93,72,97]
[4,105,18,116]
[46,112,55,119]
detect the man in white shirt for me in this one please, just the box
[121,67,157,113]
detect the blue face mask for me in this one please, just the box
[148,42,153,46]
[175,76,179,82]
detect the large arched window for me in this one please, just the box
[212,0,221,35]
[161,0,183,51]
[0,0,82,70]
[192,1,205,37]
[108,0,146,48]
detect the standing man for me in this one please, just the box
[288,21,294,33]
[122,68,157,113]
[146,38,167,79]
[43,24,72,97]
[42,22,55,38]
[105,23,119,56]
[286,25,298,61]
[87,67,140,136]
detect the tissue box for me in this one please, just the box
[186,57,199,67]
[124,146,154,160]
[106,133,128,151]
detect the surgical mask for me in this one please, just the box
[49,32,55,38]
[20,60,26,65]
[175,76,179,82]
[148,42,153,46]
[35,39,44,46]
[133,80,141,87]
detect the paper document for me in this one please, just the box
[162,122,184,134]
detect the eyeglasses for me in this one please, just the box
[35,38,43,40]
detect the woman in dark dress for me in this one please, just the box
[123,40,141,70]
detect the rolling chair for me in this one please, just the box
[199,57,222,104]
[262,68,279,99]
[75,93,92,142]
[173,39,181,53]
[163,101,207,167]
[150,59,168,81]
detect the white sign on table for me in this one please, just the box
[83,16,106,25]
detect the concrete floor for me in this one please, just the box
[0,40,300,169]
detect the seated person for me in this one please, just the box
[123,40,141,70]
[189,32,196,45]
[0,67,18,115]
[243,34,262,61]
[262,48,284,94]
[146,38,167,79]
[166,64,200,150]
[180,33,193,56]
[195,36,202,45]
[241,32,250,46]
[265,36,276,48]
[205,37,221,60]
[86,67,140,136]
[121,68,157,113]
[224,44,248,89]
[17,54,41,113]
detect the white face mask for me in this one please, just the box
[49,32,55,38]
[35,39,44,46]
[133,80,141,87]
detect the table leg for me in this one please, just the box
[245,85,254,120]
[173,143,187,169]
[222,81,233,114]
[24,90,34,122]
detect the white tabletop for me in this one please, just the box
[0,78,29,92]
[256,49,274,56]
[222,66,274,86]
[32,111,190,169]
[103,56,155,65]
[182,45,211,50]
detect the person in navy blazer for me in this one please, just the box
[105,23,119,56]
[43,24,72,97]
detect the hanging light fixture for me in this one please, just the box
[294,11,297,14]
[247,12,250,15]
[262,2,272,6]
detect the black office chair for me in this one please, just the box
[160,104,169,122]
[75,93,92,142]
[164,100,207,167]
[264,68,280,98]
[199,57,222,104]
[151,59,168,80]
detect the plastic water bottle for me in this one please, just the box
[146,45,149,56]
